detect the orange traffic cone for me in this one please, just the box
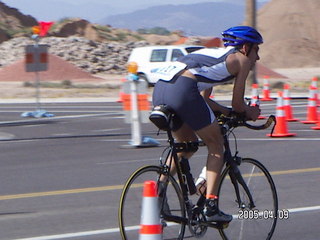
[139,181,162,240]
[261,76,273,101]
[267,91,296,137]
[251,84,266,119]
[310,76,320,106]
[283,84,298,122]
[311,111,320,130]
[301,86,318,124]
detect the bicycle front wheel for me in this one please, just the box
[118,165,186,240]
[218,158,278,240]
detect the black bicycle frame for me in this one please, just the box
[161,118,259,225]
[223,133,255,209]
[159,129,191,225]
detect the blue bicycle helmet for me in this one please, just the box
[222,26,263,47]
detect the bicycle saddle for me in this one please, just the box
[150,104,183,131]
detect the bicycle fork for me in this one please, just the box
[228,159,256,209]
[224,134,255,210]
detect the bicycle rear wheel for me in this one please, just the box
[218,158,278,240]
[118,165,186,240]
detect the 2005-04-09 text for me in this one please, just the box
[238,209,289,220]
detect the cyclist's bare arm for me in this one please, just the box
[201,88,231,116]
[226,49,261,121]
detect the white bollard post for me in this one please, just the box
[129,73,142,146]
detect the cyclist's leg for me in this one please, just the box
[196,121,232,222]
[160,123,197,180]
[196,120,224,196]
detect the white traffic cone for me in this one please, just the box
[283,84,298,122]
[261,75,273,101]
[267,91,296,137]
[139,181,162,240]
[301,86,318,124]
[251,83,266,119]
[310,76,320,106]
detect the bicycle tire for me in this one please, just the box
[217,158,278,240]
[118,165,186,240]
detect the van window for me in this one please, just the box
[150,49,167,62]
[171,49,184,61]
[185,47,204,53]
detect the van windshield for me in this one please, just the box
[185,47,204,53]
[150,49,167,62]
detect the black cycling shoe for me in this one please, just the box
[204,199,233,223]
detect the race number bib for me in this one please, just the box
[151,62,187,81]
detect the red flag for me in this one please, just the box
[39,21,54,37]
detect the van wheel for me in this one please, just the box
[138,74,154,87]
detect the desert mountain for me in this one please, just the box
[100,2,245,37]
[258,0,320,68]
[0,2,37,41]
[0,0,319,69]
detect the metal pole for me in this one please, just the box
[246,0,258,84]
[246,0,256,28]
[35,71,41,110]
[33,36,41,111]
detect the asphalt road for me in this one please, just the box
[0,99,319,240]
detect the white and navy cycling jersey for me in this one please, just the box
[178,46,237,91]
[152,46,238,131]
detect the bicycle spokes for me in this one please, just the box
[218,158,278,240]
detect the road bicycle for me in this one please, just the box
[119,104,278,240]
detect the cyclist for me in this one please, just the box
[152,26,263,223]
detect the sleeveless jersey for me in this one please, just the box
[151,46,237,92]
[178,46,237,91]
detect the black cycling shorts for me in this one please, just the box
[152,76,215,131]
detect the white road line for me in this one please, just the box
[237,138,320,141]
[288,205,320,213]
[91,128,123,132]
[100,137,320,142]
[15,205,320,240]
[14,228,119,240]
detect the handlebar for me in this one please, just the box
[215,111,277,135]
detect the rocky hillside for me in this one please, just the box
[0,1,190,77]
[0,1,181,75]
[0,36,151,74]
[0,2,181,44]
[0,0,319,75]
[0,2,38,41]
[258,0,320,68]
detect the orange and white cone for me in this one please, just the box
[311,76,320,106]
[301,86,318,124]
[311,111,320,130]
[139,181,162,240]
[267,91,296,137]
[261,76,273,101]
[283,84,298,122]
[251,84,266,119]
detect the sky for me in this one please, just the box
[2,0,271,22]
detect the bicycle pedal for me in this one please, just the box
[217,222,229,229]
[160,218,168,228]
[202,220,230,229]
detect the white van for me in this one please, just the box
[128,45,204,85]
